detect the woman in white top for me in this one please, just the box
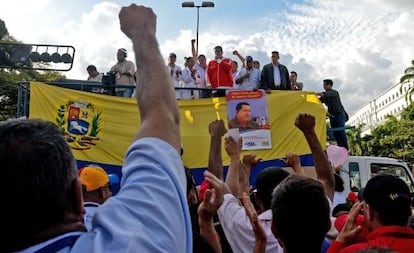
[181,56,199,99]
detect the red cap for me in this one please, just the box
[347,192,358,202]
[335,214,369,242]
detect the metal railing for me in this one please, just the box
[16,81,228,117]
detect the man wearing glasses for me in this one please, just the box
[79,165,117,231]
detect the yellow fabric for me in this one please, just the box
[29,82,326,168]
[29,82,138,166]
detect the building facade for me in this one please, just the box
[348,60,414,136]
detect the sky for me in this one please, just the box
[1,0,413,114]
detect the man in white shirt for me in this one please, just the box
[86,65,104,93]
[191,39,210,98]
[167,52,183,99]
[217,134,287,253]
[235,56,261,90]
[260,51,291,92]
[110,48,136,97]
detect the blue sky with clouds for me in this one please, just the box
[1,0,413,114]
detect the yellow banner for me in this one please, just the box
[29,82,326,168]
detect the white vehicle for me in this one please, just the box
[338,156,414,196]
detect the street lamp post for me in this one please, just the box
[182,1,214,56]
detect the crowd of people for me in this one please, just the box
[85,30,306,99]
[86,48,136,97]
[3,4,413,253]
[165,41,305,99]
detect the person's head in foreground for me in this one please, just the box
[1,119,82,252]
[362,173,412,230]
[255,167,290,213]
[271,174,331,253]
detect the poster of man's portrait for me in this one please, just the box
[226,89,271,150]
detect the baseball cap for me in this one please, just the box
[363,173,411,217]
[246,55,253,62]
[169,52,177,58]
[79,165,117,192]
[347,191,358,203]
[118,48,127,54]
[334,213,369,242]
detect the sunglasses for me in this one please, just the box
[104,182,113,192]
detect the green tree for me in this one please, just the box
[346,124,371,156]
[0,69,64,120]
[0,19,9,40]
[366,104,414,163]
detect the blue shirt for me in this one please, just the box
[236,67,261,90]
[83,202,100,232]
[20,138,192,253]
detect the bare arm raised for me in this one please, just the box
[191,39,197,60]
[295,113,335,201]
[208,120,227,180]
[119,5,180,153]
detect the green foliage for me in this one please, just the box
[0,68,65,120]
[90,111,102,137]
[348,103,414,163]
[346,124,371,156]
[0,19,9,40]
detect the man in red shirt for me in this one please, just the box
[328,173,414,253]
[206,45,233,97]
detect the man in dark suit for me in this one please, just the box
[260,51,291,92]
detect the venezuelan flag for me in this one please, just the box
[29,82,326,185]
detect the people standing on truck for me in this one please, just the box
[166,52,183,99]
[235,55,261,90]
[181,56,199,99]
[86,65,104,93]
[110,48,136,97]
[260,51,291,92]
[191,39,210,98]
[252,60,261,70]
[317,79,349,150]
[231,50,246,88]
[290,71,303,91]
[206,45,234,97]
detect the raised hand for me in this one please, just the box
[209,119,227,138]
[295,113,316,133]
[335,202,363,245]
[119,4,156,40]
[198,171,226,221]
[282,152,304,175]
[242,154,262,169]
[225,136,241,159]
[241,193,267,253]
